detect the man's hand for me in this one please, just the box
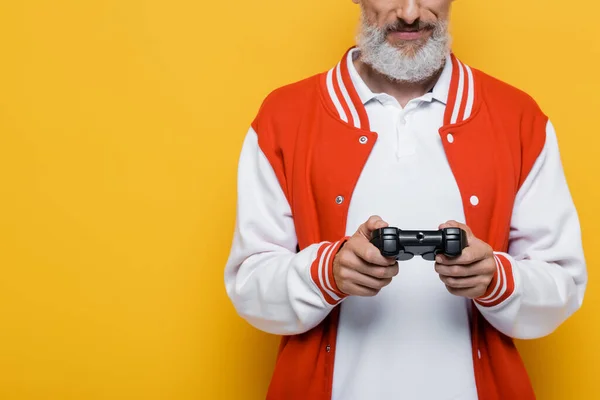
[333,216,399,297]
[435,220,496,299]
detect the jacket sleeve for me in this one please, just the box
[474,120,588,339]
[224,127,348,336]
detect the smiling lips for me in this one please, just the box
[389,30,425,40]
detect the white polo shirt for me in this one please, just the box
[331,49,479,400]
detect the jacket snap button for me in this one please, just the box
[470,196,479,206]
[326,345,331,352]
[359,136,368,144]
[335,196,344,205]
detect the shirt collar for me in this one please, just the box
[347,47,453,106]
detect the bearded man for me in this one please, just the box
[224,1,588,399]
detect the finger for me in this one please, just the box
[439,274,482,289]
[338,248,399,278]
[356,215,388,240]
[445,287,483,299]
[367,216,389,232]
[435,262,487,278]
[338,267,393,292]
[436,239,491,265]
[354,241,398,267]
[341,282,380,297]
[356,260,399,280]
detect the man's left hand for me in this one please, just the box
[435,220,496,299]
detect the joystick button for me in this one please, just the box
[445,228,460,235]
[383,240,397,254]
[446,240,462,256]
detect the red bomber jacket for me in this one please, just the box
[225,47,587,400]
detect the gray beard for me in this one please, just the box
[356,15,452,83]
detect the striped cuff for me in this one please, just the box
[475,253,516,307]
[310,238,349,305]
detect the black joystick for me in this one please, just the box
[370,227,467,261]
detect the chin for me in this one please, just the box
[387,40,426,58]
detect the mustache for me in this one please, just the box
[383,20,437,34]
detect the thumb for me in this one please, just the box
[356,215,389,240]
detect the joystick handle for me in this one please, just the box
[370,227,467,261]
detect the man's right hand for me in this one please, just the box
[332,215,399,297]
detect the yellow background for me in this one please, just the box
[0,0,597,399]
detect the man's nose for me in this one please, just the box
[395,0,420,25]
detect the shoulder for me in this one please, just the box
[471,66,550,186]
[472,67,547,120]
[252,73,323,133]
[249,72,324,173]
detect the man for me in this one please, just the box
[224,0,588,399]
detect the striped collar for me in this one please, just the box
[320,47,479,131]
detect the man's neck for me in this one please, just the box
[353,58,443,108]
